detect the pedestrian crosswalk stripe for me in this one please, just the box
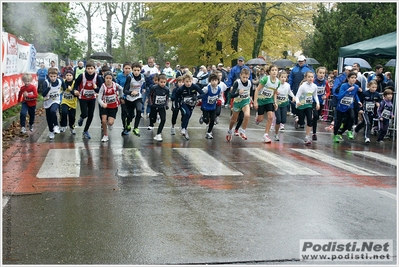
[292,149,387,176]
[347,151,397,166]
[241,148,320,175]
[36,149,80,178]
[174,148,243,176]
[374,190,397,200]
[116,148,162,177]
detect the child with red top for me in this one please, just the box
[97,71,123,142]
[18,73,38,133]
[73,60,102,139]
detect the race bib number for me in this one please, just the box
[207,95,218,104]
[305,95,313,104]
[63,93,74,100]
[240,91,249,98]
[365,101,375,112]
[277,95,287,102]
[340,96,353,106]
[155,95,166,105]
[49,92,59,100]
[82,89,95,98]
[261,88,273,98]
[105,95,116,103]
[317,86,325,95]
[382,109,390,119]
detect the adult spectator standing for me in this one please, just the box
[74,61,85,80]
[175,64,183,78]
[141,56,159,116]
[162,61,175,87]
[197,65,210,89]
[383,72,395,91]
[217,63,228,82]
[95,62,102,74]
[288,55,314,118]
[225,56,252,107]
[36,62,48,93]
[352,63,367,91]
[368,64,387,82]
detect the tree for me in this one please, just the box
[115,2,132,60]
[77,2,101,59]
[309,3,397,71]
[101,3,118,59]
[2,2,83,60]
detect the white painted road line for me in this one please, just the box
[36,149,80,178]
[116,148,162,177]
[174,148,243,176]
[292,149,387,176]
[348,151,397,166]
[375,190,397,200]
[241,148,320,175]
[3,196,10,209]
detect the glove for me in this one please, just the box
[165,105,169,110]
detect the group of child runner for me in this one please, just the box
[18,61,394,145]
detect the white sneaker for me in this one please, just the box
[141,113,144,117]
[147,126,154,130]
[53,125,60,134]
[280,124,285,130]
[365,138,370,143]
[60,127,66,133]
[263,134,271,143]
[274,134,279,141]
[20,127,26,134]
[70,128,76,135]
[101,135,109,142]
[270,123,275,131]
[48,131,55,140]
[214,116,219,124]
[206,132,213,139]
[154,134,163,141]
[304,135,312,145]
[170,127,176,135]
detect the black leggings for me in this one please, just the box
[203,109,216,133]
[149,106,166,134]
[125,99,143,129]
[297,107,313,127]
[79,99,96,132]
[334,109,354,135]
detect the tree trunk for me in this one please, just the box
[252,3,267,59]
[230,11,243,66]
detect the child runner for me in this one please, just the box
[116,62,132,136]
[200,72,223,139]
[333,71,362,143]
[97,71,124,142]
[254,64,279,143]
[60,70,78,134]
[74,60,101,139]
[174,73,205,140]
[295,71,320,145]
[148,74,170,141]
[226,68,252,141]
[353,80,382,143]
[170,76,184,135]
[43,67,66,140]
[18,73,38,133]
[274,71,295,141]
[123,62,146,137]
[376,88,394,143]
[214,70,227,124]
[312,66,330,140]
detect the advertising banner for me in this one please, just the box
[2,32,37,110]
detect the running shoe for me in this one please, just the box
[83,131,91,139]
[304,136,312,145]
[376,140,384,143]
[270,123,275,131]
[181,129,189,140]
[154,134,163,141]
[20,127,26,134]
[234,129,239,136]
[121,130,129,136]
[101,135,109,142]
[255,113,260,125]
[239,130,247,140]
[280,124,285,130]
[333,135,340,143]
[365,138,370,144]
[147,126,154,130]
[126,124,131,131]
[53,125,60,134]
[312,134,317,141]
[48,131,55,140]
[263,134,271,143]
[205,132,213,139]
[274,134,279,141]
[170,127,176,135]
[294,116,299,129]
[77,117,84,127]
[226,130,233,142]
[29,125,34,132]
[347,131,354,140]
[214,116,219,125]
[199,115,204,124]
[60,127,66,133]
[337,135,344,141]
[133,128,140,137]
[70,128,76,135]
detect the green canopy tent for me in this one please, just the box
[339,31,396,59]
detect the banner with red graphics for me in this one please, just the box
[2,32,37,110]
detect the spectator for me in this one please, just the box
[383,72,395,91]
[368,64,387,82]
[36,62,48,93]
[217,63,228,82]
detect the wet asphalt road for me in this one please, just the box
[2,104,397,265]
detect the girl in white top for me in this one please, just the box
[295,71,320,145]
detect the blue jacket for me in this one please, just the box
[336,83,360,112]
[332,72,348,97]
[288,63,314,93]
[37,68,48,81]
[226,65,251,88]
